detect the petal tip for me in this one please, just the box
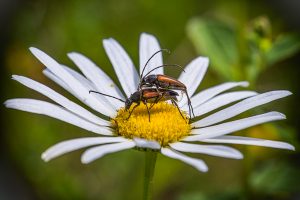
[285,90,293,96]
[3,99,12,107]
[41,153,50,162]
[140,32,148,37]
[67,52,76,57]
[287,144,296,151]
[3,101,8,107]
[271,111,286,119]
[102,39,109,45]
[80,157,90,164]
[29,47,41,56]
[273,90,292,97]
[237,153,244,159]
[140,32,156,40]
[81,152,93,164]
[105,37,116,43]
[102,38,114,48]
[197,162,209,172]
[11,74,18,79]
[198,56,209,62]
[240,81,250,87]
[29,47,37,51]
[194,56,209,67]
[202,166,209,172]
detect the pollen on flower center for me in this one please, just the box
[111,102,191,146]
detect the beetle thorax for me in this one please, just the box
[143,74,157,84]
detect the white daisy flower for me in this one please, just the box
[5,33,295,173]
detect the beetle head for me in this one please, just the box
[125,91,141,110]
[125,98,133,110]
[144,74,156,84]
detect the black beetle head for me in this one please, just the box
[145,74,157,83]
[141,74,157,86]
[125,98,133,110]
[125,91,141,110]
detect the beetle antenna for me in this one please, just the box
[140,49,170,80]
[143,64,185,78]
[89,90,125,102]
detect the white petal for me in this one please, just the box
[45,67,111,111]
[81,140,135,164]
[43,69,75,96]
[178,57,209,106]
[68,52,124,108]
[193,90,291,127]
[200,136,295,150]
[4,99,113,135]
[190,81,249,108]
[29,47,114,117]
[186,112,285,141]
[62,65,96,90]
[44,68,115,112]
[139,33,163,76]
[161,148,208,172]
[133,137,161,150]
[193,91,258,117]
[103,38,139,97]
[62,66,117,111]
[12,75,109,126]
[170,142,243,159]
[42,137,127,162]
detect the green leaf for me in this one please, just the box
[266,34,300,65]
[250,160,300,194]
[187,18,239,80]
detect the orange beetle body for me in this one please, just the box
[140,74,194,118]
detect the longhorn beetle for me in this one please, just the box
[89,49,191,122]
[138,49,195,118]
[89,88,185,122]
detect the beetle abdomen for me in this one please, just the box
[157,75,186,89]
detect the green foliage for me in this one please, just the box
[3,0,299,199]
[187,16,300,83]
[250,160,300,195]
[266,34,300,65]
[187,18,239,80]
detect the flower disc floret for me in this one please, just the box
[112,102,191,146]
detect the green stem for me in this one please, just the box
[143,150,157,200]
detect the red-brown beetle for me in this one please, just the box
[138,50,195,118]
[89,49,192,122]
[89,88,184,122]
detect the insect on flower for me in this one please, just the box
[4,33,295,174]
[89,49,188,122]
[138,49,195,118]
[89,88,184,122]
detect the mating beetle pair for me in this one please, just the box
[90,49,194,122]
[138,50,195,119]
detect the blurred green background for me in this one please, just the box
[1,0,300,199]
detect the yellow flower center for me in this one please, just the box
[111,102,191,146]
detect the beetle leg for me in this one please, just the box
[171,98,186,123]
[144,102,151,122]
[149,92,165,110]
[110,118,119,132]
[155,83,160,93]
[127,103,140,120]
[185,90,195,119]
[149,97,159,110]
